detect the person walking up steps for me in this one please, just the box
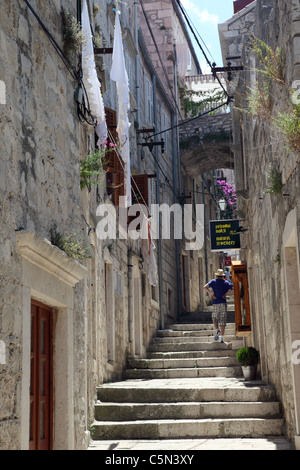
[204,269,233,343]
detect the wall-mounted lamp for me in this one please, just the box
[218,198,227,212]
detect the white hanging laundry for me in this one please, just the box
[110,10,132,207]
[81,0,107,145]
[148,239,158,287]
[176,43,190,79]
[141,216,158,287]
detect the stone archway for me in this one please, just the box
[179,113,234,175]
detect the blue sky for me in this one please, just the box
[180,0,235,73]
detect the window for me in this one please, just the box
[129,174,150,229]
[114,271,123,296]
[145,75,154,125]
[128,174,157,232]
[125,50,134,93]
[161,107,170,155]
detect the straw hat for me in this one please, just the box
[215,269,225,278]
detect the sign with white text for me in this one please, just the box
[209,219,241,252]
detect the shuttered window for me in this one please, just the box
[161,107,170,155]
[104,108,124,207]
[129,174,157,231]
[145,75,154,125]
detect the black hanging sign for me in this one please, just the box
[209,219,241,252]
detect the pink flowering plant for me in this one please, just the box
[216,180,237,219]
[80,140,118,191]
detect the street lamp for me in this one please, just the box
[218,198,227,212]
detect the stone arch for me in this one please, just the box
[179,113,234,175]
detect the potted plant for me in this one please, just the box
[236,347,260,380]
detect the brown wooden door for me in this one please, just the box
[30,301,53,450]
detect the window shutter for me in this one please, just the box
[112,169,124,207]
[131,174,149,207]
[104,107,118,172]
[161,107,169,155]
[145,76,153,125]
[104,107,124,206]
[128,174,149,228]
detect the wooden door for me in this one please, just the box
[30,301,53,450]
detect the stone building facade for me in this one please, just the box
[219,0,300,449]
[0,0,216,450]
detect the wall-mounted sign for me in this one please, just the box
[209,219,241,252]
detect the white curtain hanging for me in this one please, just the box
[81,0,107,145]
[110,9,132,207]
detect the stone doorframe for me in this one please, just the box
[16,231,87,450]
[282,209,300,449]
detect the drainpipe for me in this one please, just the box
[172,111,182,319]
[134,1,141,172]
[173,44,183,316]
[174,45,182,202]
[152,75,164,330]
[128,249,134,353]
[202,181,209,284]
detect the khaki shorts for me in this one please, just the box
[212,303,227,326]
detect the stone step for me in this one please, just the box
[91,319,287,448]
[88,437,292,450]
[170,323,236,331]
[148,341,235,352]
[128,355,239,369]
[147,349,238,359]
[97,378,278,403]
[157,328,236,337]
[95,401,281,421]
[91,417,285,440]
[152,335,237,343]
[125,365,243,379]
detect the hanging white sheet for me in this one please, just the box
[110,10,132,207]
[81,0,107,145]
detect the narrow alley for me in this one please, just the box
[1,0,300,452]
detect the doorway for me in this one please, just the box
[30,300,53,450]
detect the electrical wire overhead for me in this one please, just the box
[175,0,229,99]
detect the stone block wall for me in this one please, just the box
[222,0,300,444]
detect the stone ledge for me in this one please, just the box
[16,230,88,287]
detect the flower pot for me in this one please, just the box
[242,365,257,380]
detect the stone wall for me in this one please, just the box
[0,0,195,449]
[220,0,300,445]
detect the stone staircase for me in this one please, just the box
[89,322,291,449]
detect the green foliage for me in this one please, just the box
[241,37,300,155]
[181,88,227,118]
[272,103,300,154]
[62,9,86,57]
[50,225,91,260]
[250,36,285,84]
[264,163,283,195]
[246,81,272,120]
[80,148,109,191]
[236,347,260,366]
